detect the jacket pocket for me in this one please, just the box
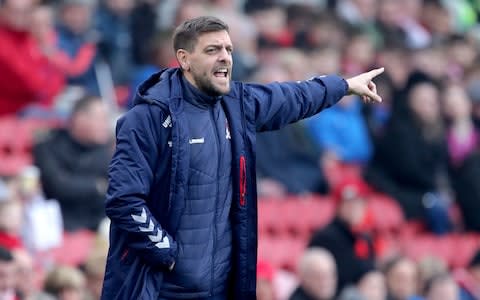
[239,155,246,207]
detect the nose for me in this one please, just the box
[217,47,232,64]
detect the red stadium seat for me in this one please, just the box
[449,234,480,269]
[0,153,32,177]
[258,235,307,273]
[368,193,405,233]
[49,230,95,267]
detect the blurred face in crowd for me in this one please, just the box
[408,82,441,124]
[105,0,134,16]
[0,0,34,31]
[426,277,459,300]
[338,191,367,227]
[352,0,378,21]
[300,250,337,300]
[358,271,387,300]
[71,99,111,145]
[30,5,54,43]
[386,258,418,300]
[177,30,233,96]
[344,35,375,70]
[377,0,403,26]
[309,48,341,75]
[442,84,472,122]
[61,4,93,35]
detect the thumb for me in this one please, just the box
[367,67,385,80]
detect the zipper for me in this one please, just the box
[239,155,246,206]
[210,108,221,296]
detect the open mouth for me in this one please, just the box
[213,68,229,78]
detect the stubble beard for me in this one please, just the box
[192,70,230,97]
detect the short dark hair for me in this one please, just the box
[71,95,102,117]
[172,16,229,52]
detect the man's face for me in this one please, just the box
[180,30,233,96]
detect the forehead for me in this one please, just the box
[195,30,232,48]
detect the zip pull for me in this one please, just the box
[239,156,246,206]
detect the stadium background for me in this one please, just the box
[1,0,480,299]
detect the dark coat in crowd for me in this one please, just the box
[364,72,449,220]
[256,122,327,194]
[450,150,480,231]
[308,217,375,294]
[364,116,448,219]
[33,129,112,231]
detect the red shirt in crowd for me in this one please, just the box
[0,26,63,116]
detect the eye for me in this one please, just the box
[206,48,217,54]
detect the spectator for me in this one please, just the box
[289,247,337,300]
[56,0,99,94]
[423,273,461,300]
[13,249,54,300]
[306,94,373,165]
[44,266,86,300]
[364,73,452,233]
[0,0,62,116]
[95,0,135,85]
[83,249,107,300]
[442,84,480,231]
[15,165,63,254]
[130,0,160,66]
[416,256,449,296]
[127,29,175,109]
[255,65,328,196]
[382,256,421,300]
[33,95,113,232]
[308,177,375,294]
[30,4,96,103]
[338,270,387,300]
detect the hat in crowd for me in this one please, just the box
[332,177,370,205]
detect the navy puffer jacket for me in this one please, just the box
[101,68,347,299]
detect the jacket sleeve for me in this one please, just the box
[244,75,348,132]
[105,105,177,269]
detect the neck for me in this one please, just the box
[181,73,221,108]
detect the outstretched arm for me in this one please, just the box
[246,68,385,132]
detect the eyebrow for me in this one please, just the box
[204,44,234,51]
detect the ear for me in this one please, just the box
[176,49,190,71]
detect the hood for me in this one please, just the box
[133,68,183,108]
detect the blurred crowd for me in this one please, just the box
[1,0,480,299]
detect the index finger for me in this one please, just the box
[367,67,385,79]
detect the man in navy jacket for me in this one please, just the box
[101,16,384,300]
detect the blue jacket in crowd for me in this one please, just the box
[101,68,348,299]
[306,97,372,163]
